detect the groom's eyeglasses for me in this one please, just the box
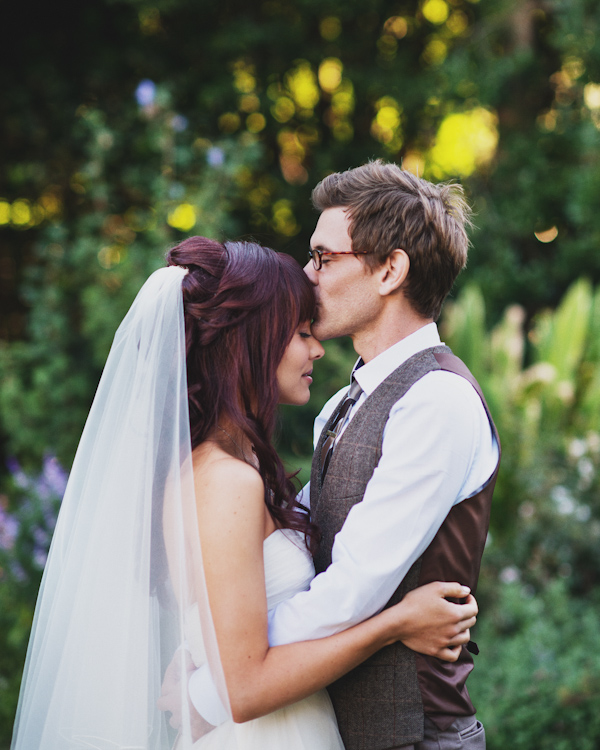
[308,248,370,271]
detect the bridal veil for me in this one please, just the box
[11,266,230,750]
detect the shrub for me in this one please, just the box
[0,457,66,747]
[470,581,600,749]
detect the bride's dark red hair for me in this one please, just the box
[167,236,320,553]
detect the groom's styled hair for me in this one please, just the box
[312,160,472,321]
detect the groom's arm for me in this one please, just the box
[268,370,498,647]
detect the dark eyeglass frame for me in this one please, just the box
[308,248,370,271]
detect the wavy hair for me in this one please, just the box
[167,236,320,552]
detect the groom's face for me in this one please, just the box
[305,207,381,341]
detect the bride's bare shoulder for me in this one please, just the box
[192,443,264,512]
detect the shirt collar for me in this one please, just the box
[352,322,442,397]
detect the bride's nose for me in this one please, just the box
[310,339,325,361]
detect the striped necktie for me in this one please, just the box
[320,376,363,481]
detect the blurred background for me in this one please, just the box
[1,0,600,746]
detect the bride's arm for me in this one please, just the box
[196,460,476,724]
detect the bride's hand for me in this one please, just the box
[389,581,478,662]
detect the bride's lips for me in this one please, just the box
[302,370,313,383]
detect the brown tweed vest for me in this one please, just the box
[310,346,500,750]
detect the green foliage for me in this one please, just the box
[471,581,600,750]
[0,457,66,749]
[442,279,600,547]
[0,581,30,748]
[3,0,600,744]
[0,101,262,468]
[3,0,600,332]
[438,281,600,745]
[442,280,600,741]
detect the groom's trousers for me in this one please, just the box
[392,715,486,750]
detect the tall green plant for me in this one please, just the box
[442,279,600,594]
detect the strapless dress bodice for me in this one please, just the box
[190,528,344,750]
[263,529,315,609]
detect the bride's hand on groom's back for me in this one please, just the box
[392,581,478,662]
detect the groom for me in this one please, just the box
[267,161,500,750]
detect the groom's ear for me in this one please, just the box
[377,249,409,296]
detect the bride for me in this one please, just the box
[11,236,477,750]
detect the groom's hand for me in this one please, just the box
[397,581,478,662]
[157,648,213,741]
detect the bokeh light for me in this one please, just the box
[318,58,343,93]
[429,108,498,178]
[167,203,197,232]
[422,0,449,25]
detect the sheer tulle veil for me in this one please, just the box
[11,266,230,750]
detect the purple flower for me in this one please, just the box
[7,457,28,490]
[0,506,18,550]
[207,147,225,167]
[33,526,49,548]
[35,478,51,501]
[44,506,59,533]
[42,455,68,498]
[7,455,67,501]
[33,549,48,569]
[135,79,156,108]
[1,456,66,581]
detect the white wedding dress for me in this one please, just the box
[190,529,345,750]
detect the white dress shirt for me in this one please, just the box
[268,323,499,645]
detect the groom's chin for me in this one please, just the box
[311,319,340,342]
[310,312,328,340]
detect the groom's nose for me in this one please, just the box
[304,260,318,285]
